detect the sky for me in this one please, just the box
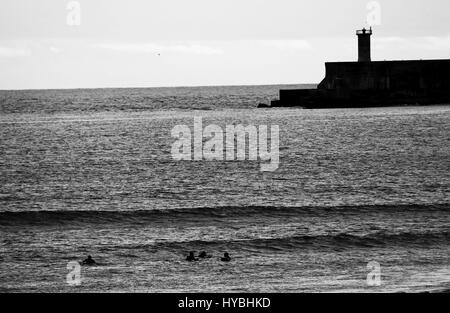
[0,0,449,89]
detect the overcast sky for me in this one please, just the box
[1,0,449,89]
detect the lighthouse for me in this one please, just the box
[270,27,450,109]
[356,27,372,62]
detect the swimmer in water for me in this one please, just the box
[198,251,211,259]
[186,251,198,262]
[82,255,96,265]
[221,252,231,262]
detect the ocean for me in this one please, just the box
[0,85,449,292]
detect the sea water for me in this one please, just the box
[0,85,449,292]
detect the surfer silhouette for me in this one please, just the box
[221,252,231,262]
[198,251,211,259]
[82,255,96,265]
[186,251,198,262]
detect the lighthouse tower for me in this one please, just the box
[356,27,372,62]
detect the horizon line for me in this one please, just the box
[0,82,317,92]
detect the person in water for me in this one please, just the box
[198,251,211,259]
[82,255,96,265]
[186,251,198,262]
[221,252,231,262]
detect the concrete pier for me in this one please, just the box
[268,29,450,109]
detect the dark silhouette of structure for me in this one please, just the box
[268,28,450,109]
[357,27,372,62]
